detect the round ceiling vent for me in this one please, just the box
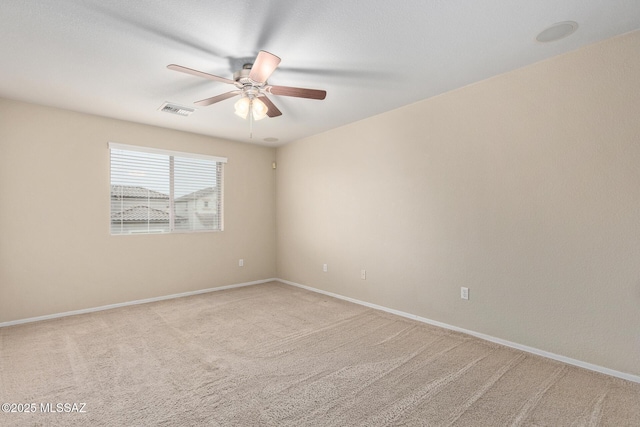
[536,21,579,43]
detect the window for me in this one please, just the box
[109,143,226,235]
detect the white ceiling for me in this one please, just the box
[1,1,639,146]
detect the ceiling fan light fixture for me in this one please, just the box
[234,96,268,120]
[251,98,268,120]
[234,97,250,119]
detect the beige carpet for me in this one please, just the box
[1,281,639,426]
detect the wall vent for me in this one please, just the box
[159,102,195,116]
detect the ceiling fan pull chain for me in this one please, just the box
[249,99,254,139]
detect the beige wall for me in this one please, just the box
[276,31,640,376]
[0,99,276,322]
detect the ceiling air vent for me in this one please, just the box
[159,102,195,116]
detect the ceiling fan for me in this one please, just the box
[167,50,327,121]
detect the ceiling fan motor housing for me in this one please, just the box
[233,68,267,100]
[234,68,264,87]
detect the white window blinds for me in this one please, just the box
[109,143,226,235]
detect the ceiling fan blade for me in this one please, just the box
[249,51,281,84]
[194,91,241,106]
[266,85,326,100]
[259,95,282,118]
[167,64,236,85]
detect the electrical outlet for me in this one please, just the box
[360,269,366,280]
[323,264,328,272]
[239,259,244,267]
[461,287,469,300]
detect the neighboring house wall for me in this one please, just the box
[174,187,220,231]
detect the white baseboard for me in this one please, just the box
[3,277,638,384]
[0,278,277,328]
[278,278,640,384]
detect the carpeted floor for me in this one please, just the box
[1,281,639,426]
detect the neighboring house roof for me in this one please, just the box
[111,206,186,223]
[111,185,169,199]
[175,186,217,202]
